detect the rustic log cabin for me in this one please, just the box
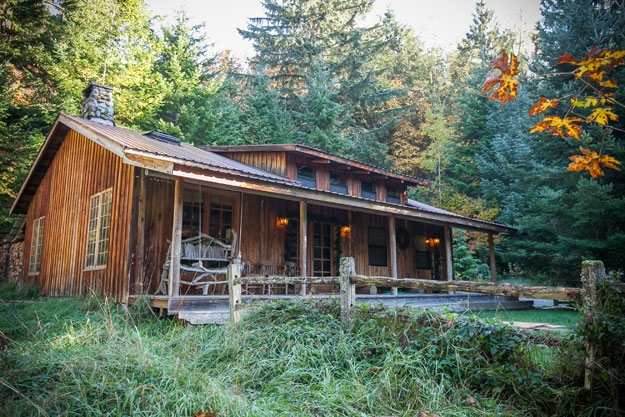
[9,83,515,315]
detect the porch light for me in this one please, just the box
[277,217,289,228]
[425,237,440,247]
[340,226,351,238]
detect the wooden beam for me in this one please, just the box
[135,169,147,292]
[168,179,183,297]
[171,168,515,234]
[389,216,398,296]
[299,200,308,296]
[445,226,453,281]
[488,232,497,283]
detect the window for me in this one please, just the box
[387,187,401,204]
[28,217,45,275]
[330,172,347,194]
[313,222,333,276]
[182,190,203,238]
[415,250,431,269]
[209,194,233,244]
[361,180,376,200]
[297,165,317,188]
[368,226,387,266]
[284,217,300,263]
[85,188,112,269]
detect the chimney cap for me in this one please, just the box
[82,82,114,97]
[81,82,114,126]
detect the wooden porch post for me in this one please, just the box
[168,179,183,297]
[135,169,147,292]
[488,232,497,283]
[444,226,453,281]
[389,216,398,295]
[299,200,308,295]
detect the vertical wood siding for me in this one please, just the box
[223,152,287,177]
[22,129,134,302]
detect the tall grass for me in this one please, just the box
[0,291,616,416]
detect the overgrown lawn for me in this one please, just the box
[0,285,618,416]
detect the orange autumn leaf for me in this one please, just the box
[530,116,584,139]
[529,97,559,116]
[556,47,625,86]
[481,50,521,105]
[568,147,621,178]
[586,107,619,125]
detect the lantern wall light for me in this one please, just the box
[277,217,289,228]
[340,226,351,238]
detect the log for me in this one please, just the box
[349,275,582,303]
[581,260,604,390]
[236,275,339,286]
[228,262,242,323]
[340,257,356,327]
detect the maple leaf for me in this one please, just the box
[556,47,625,86]
[586,107,619,125]
[529,97,559,116]
[530,116,584,139]
[568,147,621,178]
[481,50,521,105]
[571,97,598,108]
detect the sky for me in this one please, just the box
[146,0,542,60]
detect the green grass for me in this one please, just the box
[0,284,618,416]
[468,308,581,329]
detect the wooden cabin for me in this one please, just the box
[9,83,515,305]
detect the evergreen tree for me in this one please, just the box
[239,0,407,164]
[239,73,295,145]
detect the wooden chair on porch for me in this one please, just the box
[158,232,236,296]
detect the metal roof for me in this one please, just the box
[206,144,429,186]
[11,113,515,233]
[61,114,295,184]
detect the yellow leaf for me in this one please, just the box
[586,107,619,125]
[481,50,521,105]
[568,147,621,178]
[529,97,559,116]
[530,116,584,139]
[557,47,625,85]
[571,97,598,108]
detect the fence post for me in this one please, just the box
[581,260,604,391]
[340,257,356,328]
[228,262,242,324]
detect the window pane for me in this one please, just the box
[387,188,401,204]
[297,165,317,188]
[361,181,376,200]
[368,227,387,266]
[330,172,348,194]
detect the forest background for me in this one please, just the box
[1,0,623,283]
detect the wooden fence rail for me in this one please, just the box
[226,257,621,393]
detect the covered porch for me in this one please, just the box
[127,171,503,308]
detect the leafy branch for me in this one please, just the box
[482,47,625,178]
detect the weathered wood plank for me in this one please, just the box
[299,200,308,295]
[488,233,497,283]
[349,274,582,302]
[445,226,453,281]
[389,216,397,296]
[168,179,183,297]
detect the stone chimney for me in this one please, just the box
[81,82,114,126]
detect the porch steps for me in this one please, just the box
[177,309,231,325]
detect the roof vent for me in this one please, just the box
[144,131,181,146]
